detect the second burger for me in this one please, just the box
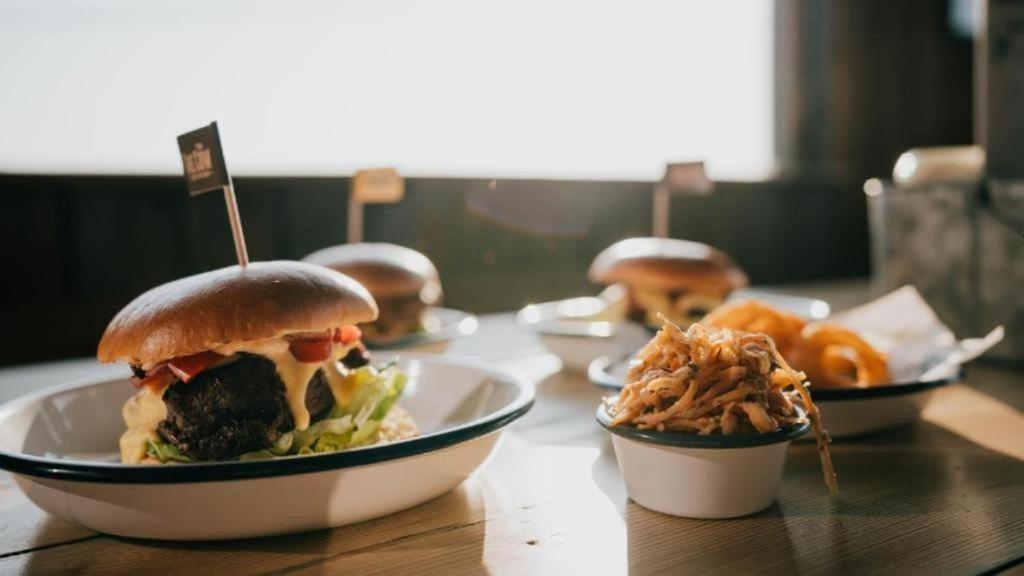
[304,243,443,340]
[589,237,748,326]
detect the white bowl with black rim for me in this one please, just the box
[597,400,810,518]
[804,368,962,438]
[518,291,829,372]
[589,355,963,439]
[363,307,479,353]
[0,354,532,541]
[515,297,654,372]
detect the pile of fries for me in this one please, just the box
[610,319,838,492]
[703,300,890,388]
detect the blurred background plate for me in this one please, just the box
[728,289,831,320]
[516,298,651,372]
[364,307,479,353]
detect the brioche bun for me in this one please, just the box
[303,243,442,304]
[98,261,378,366]
[589,237,748,295]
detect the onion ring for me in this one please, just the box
[701,299,806,357]
[789,323,889,388]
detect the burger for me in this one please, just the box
[588,237,748,326]
[98,261,415,464]
[303,243,442,339]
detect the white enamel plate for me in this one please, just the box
[0,355,532,541]
[364,307,479,353]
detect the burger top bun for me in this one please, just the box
[303,243,442,304]
[588,237,748,294]
[98,261,378,366]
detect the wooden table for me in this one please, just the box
[1,314,1022,575]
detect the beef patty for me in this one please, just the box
[157,354,334,461]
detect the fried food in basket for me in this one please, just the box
[700,299,807,357]
[610,319,838,493]
[789,323,889,388]
[702,300,890,389]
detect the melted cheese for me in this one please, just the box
[673,292,724,316]
[633,290,674,324]
[633,289,724,325]
[269,348,321,430]
[324,352,356,409]
[120,387,168,464]
[212,338,352,431]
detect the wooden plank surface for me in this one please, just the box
[0,318,1022,575]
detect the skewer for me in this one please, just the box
[222,177,249,267]
[177,121,249,268]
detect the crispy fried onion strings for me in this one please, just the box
[610,319,838,494]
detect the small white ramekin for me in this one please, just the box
[597,402,809,519]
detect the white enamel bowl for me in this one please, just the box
[0,355,532,541]
[519,291,828,373]
[804,371,961,438]
[364,307,479,354]
[589,356,962,439]
[597,401,809,518]
[515,297,652,372]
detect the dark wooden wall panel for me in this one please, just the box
[0,173,868,365]
[775,0,973,178]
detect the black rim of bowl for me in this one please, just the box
[364,307,477,350]
[0,365,532,485]
[589,355,964,400]
[596,400,809,449]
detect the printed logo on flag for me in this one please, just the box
[177,122,230,195]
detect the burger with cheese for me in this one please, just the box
[588,237,748,326]
[99,260,414,464]
[303,243,442,339]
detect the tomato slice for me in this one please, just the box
[133,363,176,391]
[167,351,223,383]
[334,325,362,346]
[289,336,333,363]
[142,370,176,393]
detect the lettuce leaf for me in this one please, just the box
[146,437,191,463]
[145,363,407,464]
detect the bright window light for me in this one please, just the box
[0,0,774,181]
